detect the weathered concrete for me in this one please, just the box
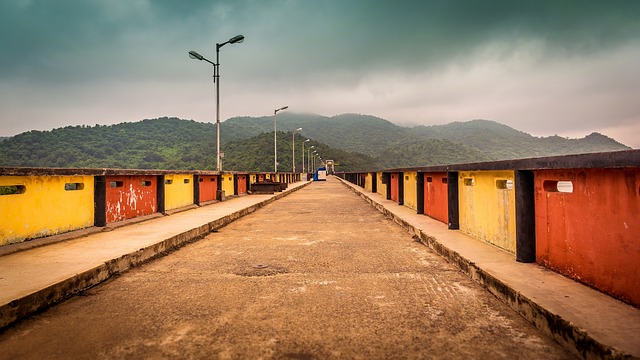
[0,181,310,331]
[337,176,640,359]
[0,177,571,359]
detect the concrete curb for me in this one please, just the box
[0,182,311,331]
[336,177,629,360]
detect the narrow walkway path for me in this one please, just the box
[0,178,572,359]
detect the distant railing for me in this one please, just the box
[337,150,640,308]
[0,168,304,247]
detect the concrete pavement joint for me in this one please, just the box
[0,181,311,331]
[335,176,628,360]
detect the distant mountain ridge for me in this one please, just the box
[0,114,630,171]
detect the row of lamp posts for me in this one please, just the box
[189,35,321,174]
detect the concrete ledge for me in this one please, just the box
[336,176,639,360]
[0,181,310,331]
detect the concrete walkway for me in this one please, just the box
[0,181,310,331]
[336,177,640,359]
[0,176,572,359]
[1,176,639,358]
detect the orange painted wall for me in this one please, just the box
[390,173,399,202]
[106,176,157,223]
[237,175,248,194]
[198,176,218,203]
[535,168,640,306]
[424,172,448,224]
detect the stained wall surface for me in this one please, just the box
[221,174,235,197]
[390,173,399,202]
[164,174,194,211]
[0,175,94,245]
[535,168,640,306]
[424,172,449,224]
[403,172,418,211]
[376,172,386,198]
[199,176,218,203]
[458,171,516,253]
[237,175,248,195]
[105,176,157,223]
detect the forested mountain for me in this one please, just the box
[221,113,410,157]
[0,114,630,171]
[410,119,628,159]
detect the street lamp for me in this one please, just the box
[313,150,318,171]
[189,34,244,171]
[274,106,288,172]
[308,145,314,173]
[292,128,302,173]
[302,139,310,173]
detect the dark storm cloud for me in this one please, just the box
[1,0,639,146]
[3,0,639,81]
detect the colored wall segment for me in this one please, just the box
[198,175,218,203]
[403,172,418,211]
[458,171,516,253]
[221,174,235,197]
[390,173,399,202]
[164,174,194,211]
[424,172,449,224]
[0,175,94,245]
[105,175,157,223]
[534,168,640,306]
[237,174,248,195]
[376,172,386,197]
[364,173,373,192]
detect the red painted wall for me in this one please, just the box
[258,174,265,182]
[390,173,399,202]
[199,176,218,203]
[106,175,157,223]
[237,175,247,194]
[535,168,640,306]
[424,172,448,224]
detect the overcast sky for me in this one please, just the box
[1,0,639,147]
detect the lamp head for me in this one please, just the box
[188,50,204,60]
[229,35,245,44]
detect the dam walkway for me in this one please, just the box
[0,177,638,359]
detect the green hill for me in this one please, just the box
[0,115,630,171]
[410,119,629,160]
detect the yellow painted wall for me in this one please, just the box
[403,171,418,211]
[458,171,516,253]
[0,175,94,245]
[364,173,373,192]
[376,172,386,197]
[250,174,257,184]
[221,174,235,197]
[164,174,194,211]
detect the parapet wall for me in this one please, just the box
[338,150,640,307]
[0,168,302,246]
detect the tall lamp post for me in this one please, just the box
[308,145,314,173]
[302,139,310,173]
[313,151,318,171]
[274,106,288,172]
[189,34,244,171]
[292,128,302,173]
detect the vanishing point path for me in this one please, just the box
[0,177,573,359]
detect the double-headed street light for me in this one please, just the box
[274,106,288,172]
[302,139,310,173]
[189,34,244,171]
[292,128,302,173]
